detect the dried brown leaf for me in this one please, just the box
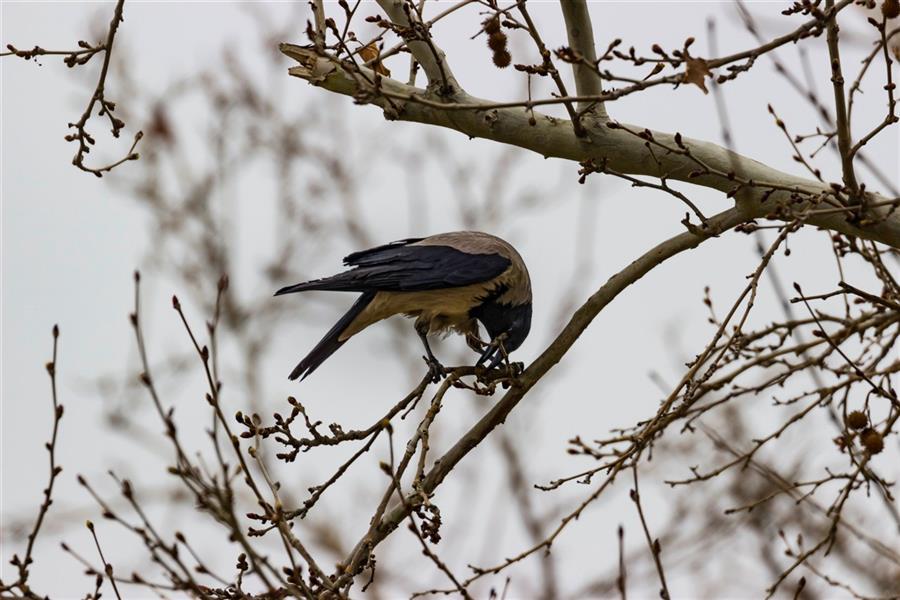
[683,56,711,94]
[359,43,391,77]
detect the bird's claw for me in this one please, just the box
[423,355,446,383]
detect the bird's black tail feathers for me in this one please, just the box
[288,291,375,381]
[274,275,358,295]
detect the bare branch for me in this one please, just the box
[824,0,859,194]
[375,0,459,93]
[630,465,670,600]
[64,0,142,177]
[516,1,584,135]
[559,0,607,118]
[2,326,63,598]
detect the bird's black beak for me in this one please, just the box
[476,334,508,370]
[484,348,506,370]
[476,343,498,368]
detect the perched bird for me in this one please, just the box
[275,231,532,381]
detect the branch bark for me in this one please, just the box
[559,0,607,118]
[280,44,900,249]
[311,0,326,52]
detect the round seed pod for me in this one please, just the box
[860,429,884,455]
[846,410,868,430]
[488,31,508,52]
[483,16,501,34]
[493,49,512,68]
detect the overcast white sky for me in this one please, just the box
[2,2,898,598]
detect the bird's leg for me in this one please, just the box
[416,323,445,382]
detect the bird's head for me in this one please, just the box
[474,301,532,369]
[501,302,532,353]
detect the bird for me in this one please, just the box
[274,231,532,381]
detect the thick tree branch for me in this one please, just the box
[559,0,607,118]
[280,44,900,249]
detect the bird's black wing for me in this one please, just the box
[345,244,511,290]
[342,237,425,267]
[275,242,511,295]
